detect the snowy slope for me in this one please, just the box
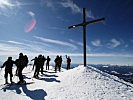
[0,65,133,100]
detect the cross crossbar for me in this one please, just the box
[68,8,105,66]
[68,18,105,29]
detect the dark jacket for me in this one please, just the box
[1,60,15,71]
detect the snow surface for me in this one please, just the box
[0,65,133,100]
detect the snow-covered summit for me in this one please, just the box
[0,65,133,100]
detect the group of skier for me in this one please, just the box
[1,53,28,84]
[54,55,71,72]
[0,53,71,85]
[32,54,48,79]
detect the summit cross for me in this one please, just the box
[68,8,105,66]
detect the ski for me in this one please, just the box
[16,81,34,85]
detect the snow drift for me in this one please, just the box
[0,65,133,100]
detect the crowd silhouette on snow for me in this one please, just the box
[1,53,71,84]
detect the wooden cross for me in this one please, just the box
[68,8,105,66]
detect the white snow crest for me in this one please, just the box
[0,65,133,100]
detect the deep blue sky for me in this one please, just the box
[0,0,133,65]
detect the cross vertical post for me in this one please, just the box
[68,8,105,67]
[83,8,87,66]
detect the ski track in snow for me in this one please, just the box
[0,65,133,100]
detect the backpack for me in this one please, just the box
[19,55,28,67]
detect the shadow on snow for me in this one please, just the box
[40,73,58,78]
[1,84,47,100]
[38,77,60,83]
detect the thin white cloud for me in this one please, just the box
[0,43,20,51]
[47,26,66,31]
[69,39,75,43]
[41,0,94,19]
[0,0,14,9]
[91,39,102,46]
[131,39,133,43]
[77,42,82,46]
[41,0,55,9]
[34,36,77,50]
[60,0,94,19]
[0,0,40,8]
[77,42,91,52]
[56,16,69,22]
[28,11,35,17]
[108,39,121,48]
[0,40,50,57]
[0,42,24,56]
[86,10,94,19]
[45,0,54,8]
[60,0,81,14]
[0,1,39,16]
[8,40,25,45]
[7,40,33,48]
[0,0,20,16]
[1,40,133,58]
[37,52,133,58]
[1,40,133,65]
[23,39,52,48]
[0,0,21,9]
[69,39,91,52]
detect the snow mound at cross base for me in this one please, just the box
[0,65,133,100]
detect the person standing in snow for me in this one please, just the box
[66,55,71,70]
[15,58,19,76]
[31,57,37,70]
[40,55,47,74]
[24,55,29,67]
[46,56,51,70]
[33,55,39,78]
[17,53,28,84]
[34,55,45,78]
[1,57,15,84]
[15,55,28,76]
[54,55,60,72]
[59,56,62,72]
